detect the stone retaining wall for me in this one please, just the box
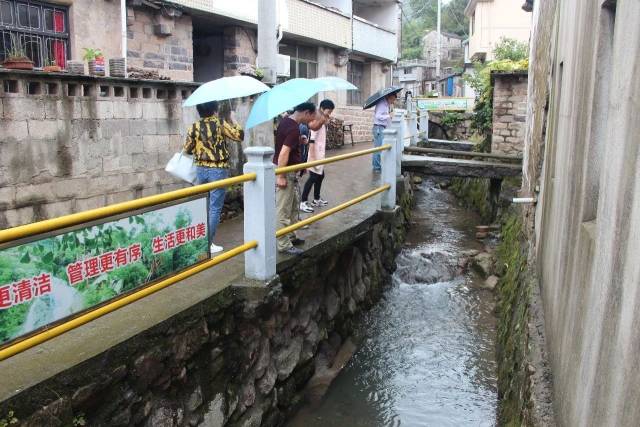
[428,111,474,141]
[0,178,414,427]
[0,70,199,229]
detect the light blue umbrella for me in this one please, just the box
[183,75,270,107]
[245,77,357,129]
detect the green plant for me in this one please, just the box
[6,34,28,60]
[0,410,18,427]
[82,48,103,61]
[493,37,529,62]
[441,111,463,129]
[72,413,86,426]
[255,68,264,79]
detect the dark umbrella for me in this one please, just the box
[363,86,403,109]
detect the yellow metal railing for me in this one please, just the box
[0,173,257,360]
[275,144,390,175]
[0,241,257,361]
[276,185,390,237]
[0,143,394,360]
[0,173,257,244]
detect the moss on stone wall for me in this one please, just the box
[449,177,493,222]
[495,212,532,426]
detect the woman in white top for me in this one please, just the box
[300,99,335,213]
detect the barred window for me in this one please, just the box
[0,0,69,68]
[347,60,364,106]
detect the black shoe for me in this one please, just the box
[290,237,305,246]
[280,247,304,256]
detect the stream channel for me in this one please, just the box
[289,179,498,426]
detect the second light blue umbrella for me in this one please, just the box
[245,77,357,129]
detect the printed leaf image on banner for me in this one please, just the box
[0,198,208,346]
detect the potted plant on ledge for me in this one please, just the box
[43,59,62,73]
[2,35,34,70]
[83,47,105,76]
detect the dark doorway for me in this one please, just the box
[192,16,223,82]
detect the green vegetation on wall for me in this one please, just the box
[449,177,492,222]
[495,213,532,426]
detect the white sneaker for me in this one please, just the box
[312,198,328,207]
[299,201,314,213]
[210,243,224,254]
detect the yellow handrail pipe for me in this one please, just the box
[276,145,391,175]
[276,185,390,237]
[0,173,257,245]
[0,241,258,361]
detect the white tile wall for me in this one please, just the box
[353,18,397,62]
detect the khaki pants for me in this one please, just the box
[276,173,300,251]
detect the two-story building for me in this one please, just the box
[0,0,400,138]
[422,30,464,68]
[464,0,531,61]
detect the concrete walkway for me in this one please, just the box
[0,143,385,400]
[216,143,384,263]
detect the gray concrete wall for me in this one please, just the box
[0,70,198,229]
[526,0,640,425]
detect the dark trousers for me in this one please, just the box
[301,171,325,202]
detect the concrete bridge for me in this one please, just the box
[401,143,523,221]
[402,146,523,179]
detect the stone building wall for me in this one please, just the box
[0,181,414,427]
[333,106,374,144]
[491,72,528,155]
[0,70,198,229]
[126,6,194,81]
[223,27,258,77]
[69,0,123,66]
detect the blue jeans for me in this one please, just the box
[372,125,385,170]
[196,166,229,243]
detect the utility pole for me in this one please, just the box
[258,0,278,84]
[436,0,441,80]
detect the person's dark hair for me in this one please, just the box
[196,101,219,118]
[293,102,316,114]
[319,99,335,110]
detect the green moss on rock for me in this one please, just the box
[495,213,533,426]
[449,177,493,222]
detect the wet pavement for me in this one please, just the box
[215,143,384,260]
[288,179,498,427]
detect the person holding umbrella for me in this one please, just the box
[183,101,244,254]
[181,76,269,255]
[364,86,402,172]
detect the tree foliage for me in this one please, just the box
[401,0,469,59]
[493,37,530,62]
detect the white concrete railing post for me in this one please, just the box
[419,109,429,140]
[380,129,397,210]
[243,147,276,281]
[406,93,418,146]
[390,111,405,177]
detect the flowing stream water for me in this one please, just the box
[289,179,498,426]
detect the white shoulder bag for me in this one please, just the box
[165,152,197,184]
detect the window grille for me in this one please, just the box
[0,0,69,68]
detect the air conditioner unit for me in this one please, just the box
[277,54,290,77]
